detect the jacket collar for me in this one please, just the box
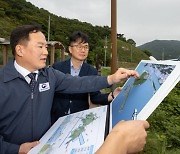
[64,59,89,76]
[3,60,47,83]
[3,60,21,83]
[67,58,88,76]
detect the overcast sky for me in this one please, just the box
[26,0,180,46]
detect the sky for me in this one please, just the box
[26,0,180,46]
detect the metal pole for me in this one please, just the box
[48,15,51,41]
[104,36,107,67]
[105,49,106,67]
[131,45,132,62]
[111,0,117,74]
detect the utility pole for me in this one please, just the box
[111,0,117,74]
[162,51,164,60]
[130,45,132,62]
[104,36,108,67]
[162,48,164,60]
[48,15,51,41]
[110,0,117,92]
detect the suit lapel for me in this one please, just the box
[63,59,71,74]
[79,62,89,77]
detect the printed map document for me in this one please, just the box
[28,106,107,154]
[110,60,180,129]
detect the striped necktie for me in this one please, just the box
[28,73,36,92]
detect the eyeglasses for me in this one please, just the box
[70,44,89,50]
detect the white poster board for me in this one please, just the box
[28,106,107,154]
[110,60,180,130]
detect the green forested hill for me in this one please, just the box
[0,0,110,45]
[117,39,148,63]
[138,40,180,60]
[0,0,148,66]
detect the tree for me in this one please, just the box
[142,49,152,57]
[117,33,126,42]
[127,39,136,46]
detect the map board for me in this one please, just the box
[29,106,107,154]
[110,60,180,129]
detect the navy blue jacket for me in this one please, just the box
[51,59,109,123]
[0,60,109,154]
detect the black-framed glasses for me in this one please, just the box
[70,44,89,50]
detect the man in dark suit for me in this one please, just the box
[51,31,121,123]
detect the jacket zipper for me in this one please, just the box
[31,92,34,99]
[31,92,34,140]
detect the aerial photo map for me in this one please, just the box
[29,106,107,154]
[111,60,180,128]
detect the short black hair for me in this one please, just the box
[69,31,89,45]
[10,25,42,56]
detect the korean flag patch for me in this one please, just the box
[39,82,50,92]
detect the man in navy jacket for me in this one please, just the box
[0,25,140,153]
[51,31,121,123]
